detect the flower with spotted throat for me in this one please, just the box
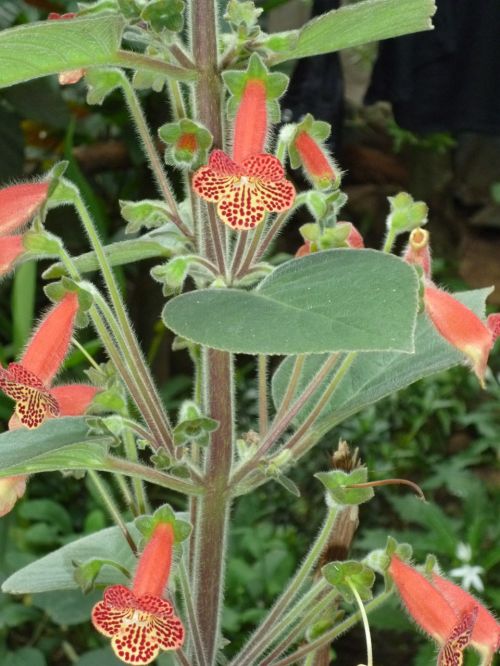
[192,149,295,230]
[193,75,294,230]
[390,555,499,665]
[0,293,97,429]
[92,522,184,665]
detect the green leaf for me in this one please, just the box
[2,523,140,594]
[141,0,185,32]
[0,417,112,478]
[163,249,419,355]
[271,289,490,434]
[31,589,102,625]
[0,15,125,89]
[42,238,170,279]
[272,0,436,63]
[3,648,46,666]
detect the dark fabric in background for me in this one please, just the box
[365,0,500,134]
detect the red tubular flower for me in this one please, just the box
[0,182,49,236]
[47,13,85,85]
[0,293,80,428]
[232,79,268,164]
[486,313,500,341]
[294,131,338,189]
[92,523,184,665]
[339,221,364,249]
[0,236,26,276]
[432,573,500,663]
[193,149,295,230]
[390,555,480,665]
[424,284,494,387]
[402,227,431,277]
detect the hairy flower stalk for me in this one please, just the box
[92,523,184,665]
[389,555,499,665]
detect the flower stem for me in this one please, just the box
[271,589,392,666]
[348,580,373,666]
[275,354,305,420]
[258,354,269,437]
[87,470,137,554]
[119,76,192,240]
[115,49,197,81]
[235,220,265,278]
[178,558,208,666]
[234,507,338,666]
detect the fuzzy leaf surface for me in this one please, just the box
[163,249,419,355]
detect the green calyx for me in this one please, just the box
[173,400,219,447]
[387,191,428,235]
[140,0,185,33]
[322,560,376,603]
[223,53,288,123]
[158,118,212,169]
[134,503,192,544]
[315,467,374,507]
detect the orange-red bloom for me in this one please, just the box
[390,555,499,665]
[92,523,184,665]
[193,149,295,230]
[0,476,27,518]
[424,284,495,386]
[0,182,49,236]
[232,79,268,164]
[0,236,26,276]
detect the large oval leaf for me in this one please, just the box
[0,15,124,88]
[0,417,112,476]
[163,249,419,355]
[271,289,491,434]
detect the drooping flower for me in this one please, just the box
[293,129,339,189]
[47,13,85,85]
[432,573,500,663]
[424,284,495,387]
[402,227,431,277]
[193,149,295,230]
[389,555,481,665]
[0,182,49,236]
[92,523,184,665]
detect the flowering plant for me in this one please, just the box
[0,1,499,665]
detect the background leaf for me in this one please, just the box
[163,249,419,355]
[273,0,436,62]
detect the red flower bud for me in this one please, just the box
[294,131,338,189]
[338,221,364,249]
[232,79,268,164]
[486,313,500,342]
[295,240,312,257]
[424,284,494,386]
[0,182,49,236]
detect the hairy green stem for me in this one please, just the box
[261,588,338,665]
[178,559,208,666]
[105,455,203,495]
[258,354,269,437]
[115,49,197,81]
[348,580,373,666]
[88,470,137,553]
[235,220,265,278]
[119,76,192,239]
[123,429,148,515]
[275,354,305,420]
[271,589,392,666]
[234,507,338,666]
[231,353,340,488]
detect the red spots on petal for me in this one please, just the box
[0,363,59,429]
[438,607,478,666]
[92,586,185,665]
[207,149,240,175]
[242,153,285,181]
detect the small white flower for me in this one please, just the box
[449,564,485,592]
[456,542,472,562]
